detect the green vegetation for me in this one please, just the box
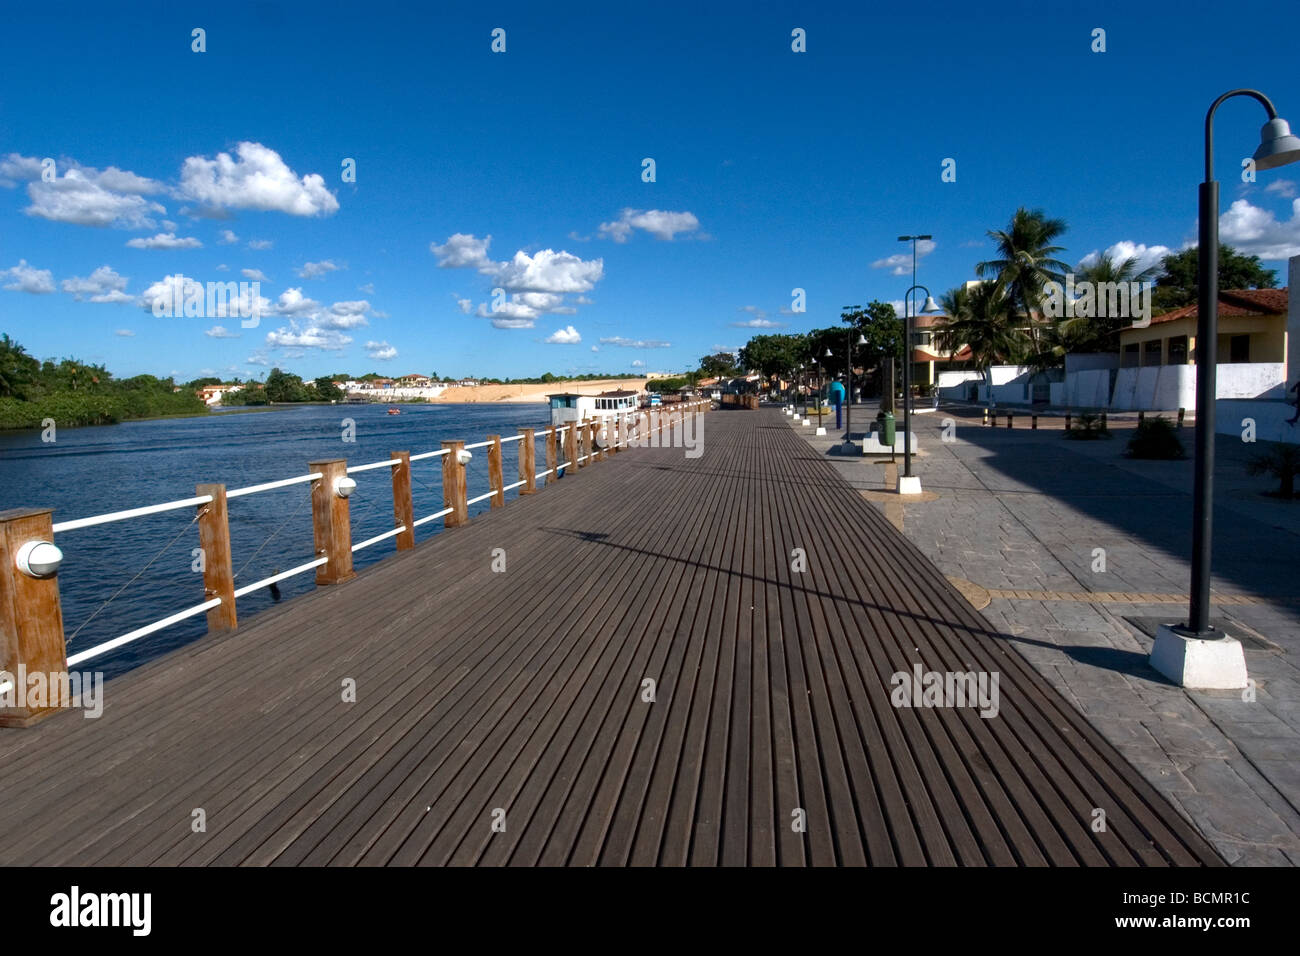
[0,334,206,430]
[1152,245,1277,312]
[1246,444,1300,499]
[1125,416,1184,459]
[1065,412,1110,440]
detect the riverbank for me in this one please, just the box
[424,377,650,404]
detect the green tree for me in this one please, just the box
[935,282,1022,414]
[841,299,903,371]
[738,333,803,381]
[264,367,308,403]
[699,352,738,378]
[313,376,344,401]
[0,333,39,399]
[1152,244,1278,312]
[978,207,1070,351]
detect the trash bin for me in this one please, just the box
[878,412,896,446]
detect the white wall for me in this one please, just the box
[1064,362,1284,411]
[1217,399,1299,445]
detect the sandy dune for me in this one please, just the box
[427,378,651,404]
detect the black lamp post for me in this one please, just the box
[813,356,823,428]
[901,284,942,490]
[1182,90,1300,637]
[844,331,866,441]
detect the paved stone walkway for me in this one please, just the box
[789,401,1300,866]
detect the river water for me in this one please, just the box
[0,403,549,677]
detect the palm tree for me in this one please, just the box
[1059,250,1160,352]
[977,208,1070,352]
[935,283,1022,415]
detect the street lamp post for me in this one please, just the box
[1150,88,1300,690]
[813,356,823,429]
[900,284,942,494]
[844,331,866,442]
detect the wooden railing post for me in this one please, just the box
[196,483,237,633]
[309,459,355,585]
[563,421,577,473]
[546,427,559,483]
[390,451,414,550]
[611,414,622,453]
[441,441,469,526]
[519,428,537,494]
[487,435,504,509]
[596,418,607,462]
[577,418,590,468]
[0,508,68,727]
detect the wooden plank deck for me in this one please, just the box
[0,408,1223,866]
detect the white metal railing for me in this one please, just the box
[66,597,223,667]
[227,472,322,499]
[232,557,328,598]
[52,494,215,534]
[466,490,498,506]
[409,448,452,462]
[353,525,408,552]
[412,506,455,528]
[347,458,403,475]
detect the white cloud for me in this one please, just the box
[2,154,167,228]
[490,317,535,329]
[871,239,936,276]
[215,263,229,271]
[298,259,340,279]
[599,336,671,348]
[1076,240,1172,275]
[598,208,700,242]
[126,232,202,249]
[275,287,320,315]
[241,268,269,282]
[114,329,134,337]
[218,229,239,244]
[732,318,783,328]
[179,142,339,216]
[62,265,129,302]
[1218,197,1300,260]
[630,359,645,367]
[205,325,240,338]
[247,239,272,250]
[3,259,55,294]
[1265,179,1297,199]
[358,282,374,294]
[494,248,603,294]
[545,325,582,344]
[431,233,494,270]
[319,300,370,329]
[456,297,473,314]
[265,322,351,350]
[366,340,397,360]
[591,345,599,352]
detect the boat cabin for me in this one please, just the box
[548,390,640,426]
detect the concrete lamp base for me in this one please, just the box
[815,426,827,436]
[793,415,801,422]
[897,475,923,495]
[801,419,810,427]
[1149,624,1248,690]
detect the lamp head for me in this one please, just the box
[1253,117,1300,170]
[856,333,867,346]
[824,348,833,357]
[921,296,943,314]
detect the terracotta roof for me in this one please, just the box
[913,346,972,362]
[1145,288,1287,326]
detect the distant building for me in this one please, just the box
[1119,288,1287,367]
[196,383,244,406]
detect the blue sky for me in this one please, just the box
[2,0,1299,382]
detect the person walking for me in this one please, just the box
[1287,379,1300,426]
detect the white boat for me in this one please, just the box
[547,389,640,427]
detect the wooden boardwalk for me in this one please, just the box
[0,409,1222,866]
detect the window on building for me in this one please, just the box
[1229,334,1250,363]
[1168,335,1188,365]
[1122,343,1139,367]
[1142,340,1162,367]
